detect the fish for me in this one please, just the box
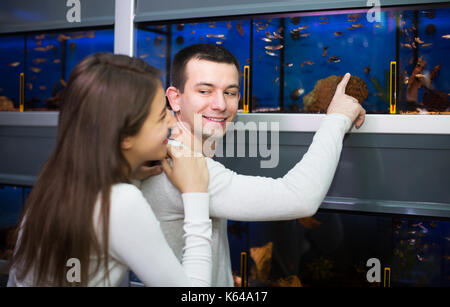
[364,66,370,74]
[327,56,341,63]
[157,53,165,58]
[421,43,432,47]
[273,77,280,85]
[85,31,95,38]
[154,36,164,46]
[206,34,225,39]
[226,21,232,30]
[319,17,328,24]
[334,31,343,36]
[293,25,309,31]
[402,43,413,49]
[59,79,67,87]
[208,22,216,28]
[8,61,20,67]
[215,41,223,45]
[415,37,424,44]
[374,23,383,28]
[57,34,71,41]
[265,44,283,51]
[53,59,61,64]
[290,88,305,100]
[190,30,196,35]
[265,50,279,57]
[175,36,184,45]
[34,44,54,52]
[299,33,311,38]
[351,24,365,28]
[297,217,322,229]
[30,67,42,73]
[260,37,272,42]
[26,83,32,90]
[139,53,149,59]
[321,46,329,57]
[236,22,245,36]
[442,34,450,39]
[301,61,314,67]
[284,62,294,67]
[272,31,283,39]
[39,86,46,90]
[32,58,47,64]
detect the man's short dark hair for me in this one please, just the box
[171,43,241,93]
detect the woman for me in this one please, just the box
[7,53,212,286]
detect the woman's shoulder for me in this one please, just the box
[109,183,148,209]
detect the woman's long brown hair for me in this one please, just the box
[9,53,161,286]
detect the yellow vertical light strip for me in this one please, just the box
[243,65,250,113]
[384,267,391,287]
[390,61,397,114]
[240,251,247,287]
[19,72,24,112]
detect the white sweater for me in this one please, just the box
[140,113,352,286]
[7,184,212,287]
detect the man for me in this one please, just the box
[137,44,365,286]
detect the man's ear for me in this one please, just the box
[166,86,181,113]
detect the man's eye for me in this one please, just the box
[199,90,210,94]
[225,92,237,97]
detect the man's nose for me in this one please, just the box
[210,92,227,112]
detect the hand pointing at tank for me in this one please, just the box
[327,73,366,129]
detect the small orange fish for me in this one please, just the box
[265,44,283,51]
[32,58,47,64]
[265,50,278,57]
[8,61,20,67]
[301,61,314,67]
[39,86,47,90]
[442,34,450,39]
[139,53,149,59]
[334,31,343,36]
[236,22,245,36]
[415,37,424,44]
[53,59,61,64]
[30,67,41,73]
[321,46,328,57]
[26,83,33,90]
[421,43,432,47]
[206,34,225,39]
[351,23,365,28]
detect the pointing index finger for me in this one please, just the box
[336,73,351,95]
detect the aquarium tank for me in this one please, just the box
[0,27,114,111]
[228,212,449,287]
[135,3,449,114]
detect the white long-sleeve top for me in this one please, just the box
[140,113,352,286]
[7,184,212,287]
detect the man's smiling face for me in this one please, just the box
[169,58,240,139]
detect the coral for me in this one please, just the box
[422,89,449,111]
[0,96,15,111]
[303,75,368,112]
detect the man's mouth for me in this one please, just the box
[202,115,227,123]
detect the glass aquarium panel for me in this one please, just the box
[0,27,114,112]
[399,7,450,114]
[0,185,30,260]
[228,212,450,287]
[135,19,251,107]
[135,3,449,115]
[0,35,25,111]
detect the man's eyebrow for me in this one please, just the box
[194,82,240,89]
